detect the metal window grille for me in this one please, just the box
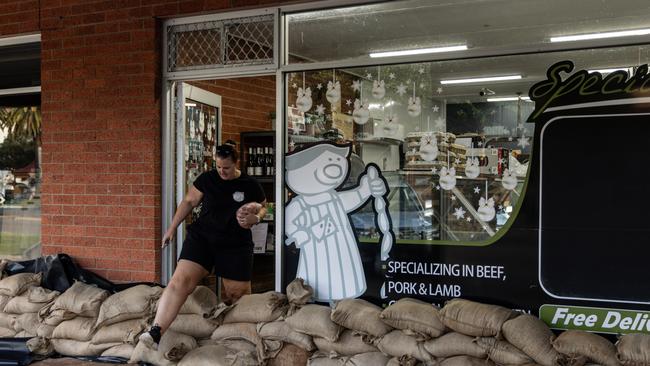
[167,14,274,72]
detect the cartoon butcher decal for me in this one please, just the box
[284,142,394,302]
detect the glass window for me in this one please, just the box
[0,106,41,259]
[286,0,650,64]
[285,44,650,244]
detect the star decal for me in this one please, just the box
[436,87,443,94]
[352,80,361,92]
[473,186,481,194]
[389,73,396,79]
[316,83,323,90]
[396,83,407,96]
[432,105,439,113]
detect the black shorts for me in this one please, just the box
[179,231,254,281]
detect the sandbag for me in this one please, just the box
[4,294,47,314]
[51,339,120,356]
[0,312,16,329]
[380,298,446,339]
[286,304,342,342]
[26,336,54,356]
[258,320,316,351]
[129,329,196,364]
[308,351,390,366]
[552,330,620,366]
[223,291,288,324]
[169,313,219,339]
[162,330,198,361]
[179,285,218,317]
[15,313,40,335]
[502,314,563,366]
[475,337,533,365]
[49,280,109,318]
[0,259,7,279]
[211,322,271,362]
[617,333,650,366]
[268,343,311,366]
[39,307,75,326]
[331,298,392,338]
[129,341,176,366]
[91,318,147,345]
[52,316,96,341]
[0,272,42,296]
[441,355,495,366]
[439,298,516,337]
[0,294,10,311]
[0,326,16,337]
[424,332,486,358]
[101,344,135,359]
[36,323,55,338]
[96,284,162,327]
[313,329,378,355]
[376,329,436,363]
[386,355,417,366]
[286,278,313,316]
[27,286,59,303]
[178,344,255,366]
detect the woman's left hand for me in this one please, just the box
[236,202,262,229]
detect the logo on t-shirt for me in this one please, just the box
[232,191,245,202]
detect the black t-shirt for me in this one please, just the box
[188,170,265,245]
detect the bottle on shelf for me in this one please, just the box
[268,147,275,176]
[254,147,264,176]
[247,147,256,176]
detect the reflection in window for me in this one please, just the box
[0,106,41,259]
[286,61,532,244]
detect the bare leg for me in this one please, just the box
[221,278,251,305]
[153,259,208,333]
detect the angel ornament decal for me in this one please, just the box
[284,143,394,302]
[439,166,457,191]
[477,196,496,222]
[296,87,313,113]
[419,134,438,162]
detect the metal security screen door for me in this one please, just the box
[164,9,277,79]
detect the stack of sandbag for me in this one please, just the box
[127,285,228,364]
[39,280,115,356]
[94,284,164,359]
[0,272,44,338]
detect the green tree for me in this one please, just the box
[0,106,41,142]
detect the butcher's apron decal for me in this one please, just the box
[284,142,394,302]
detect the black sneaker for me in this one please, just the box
[138,325,161,350]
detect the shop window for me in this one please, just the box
[285,44,650,244]
[286,0,650,64]
[0,106,41,259]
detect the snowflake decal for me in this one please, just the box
[316,104,325,115]
[453,207,466,220]
[517,136,530,148]
[346,99,352,106]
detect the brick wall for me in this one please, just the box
[0,1,39,36]
[189,77,275,146]
[0,0,293,283]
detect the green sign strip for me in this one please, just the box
[539,304,650,335]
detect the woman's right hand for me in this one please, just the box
[161,229,175,248]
